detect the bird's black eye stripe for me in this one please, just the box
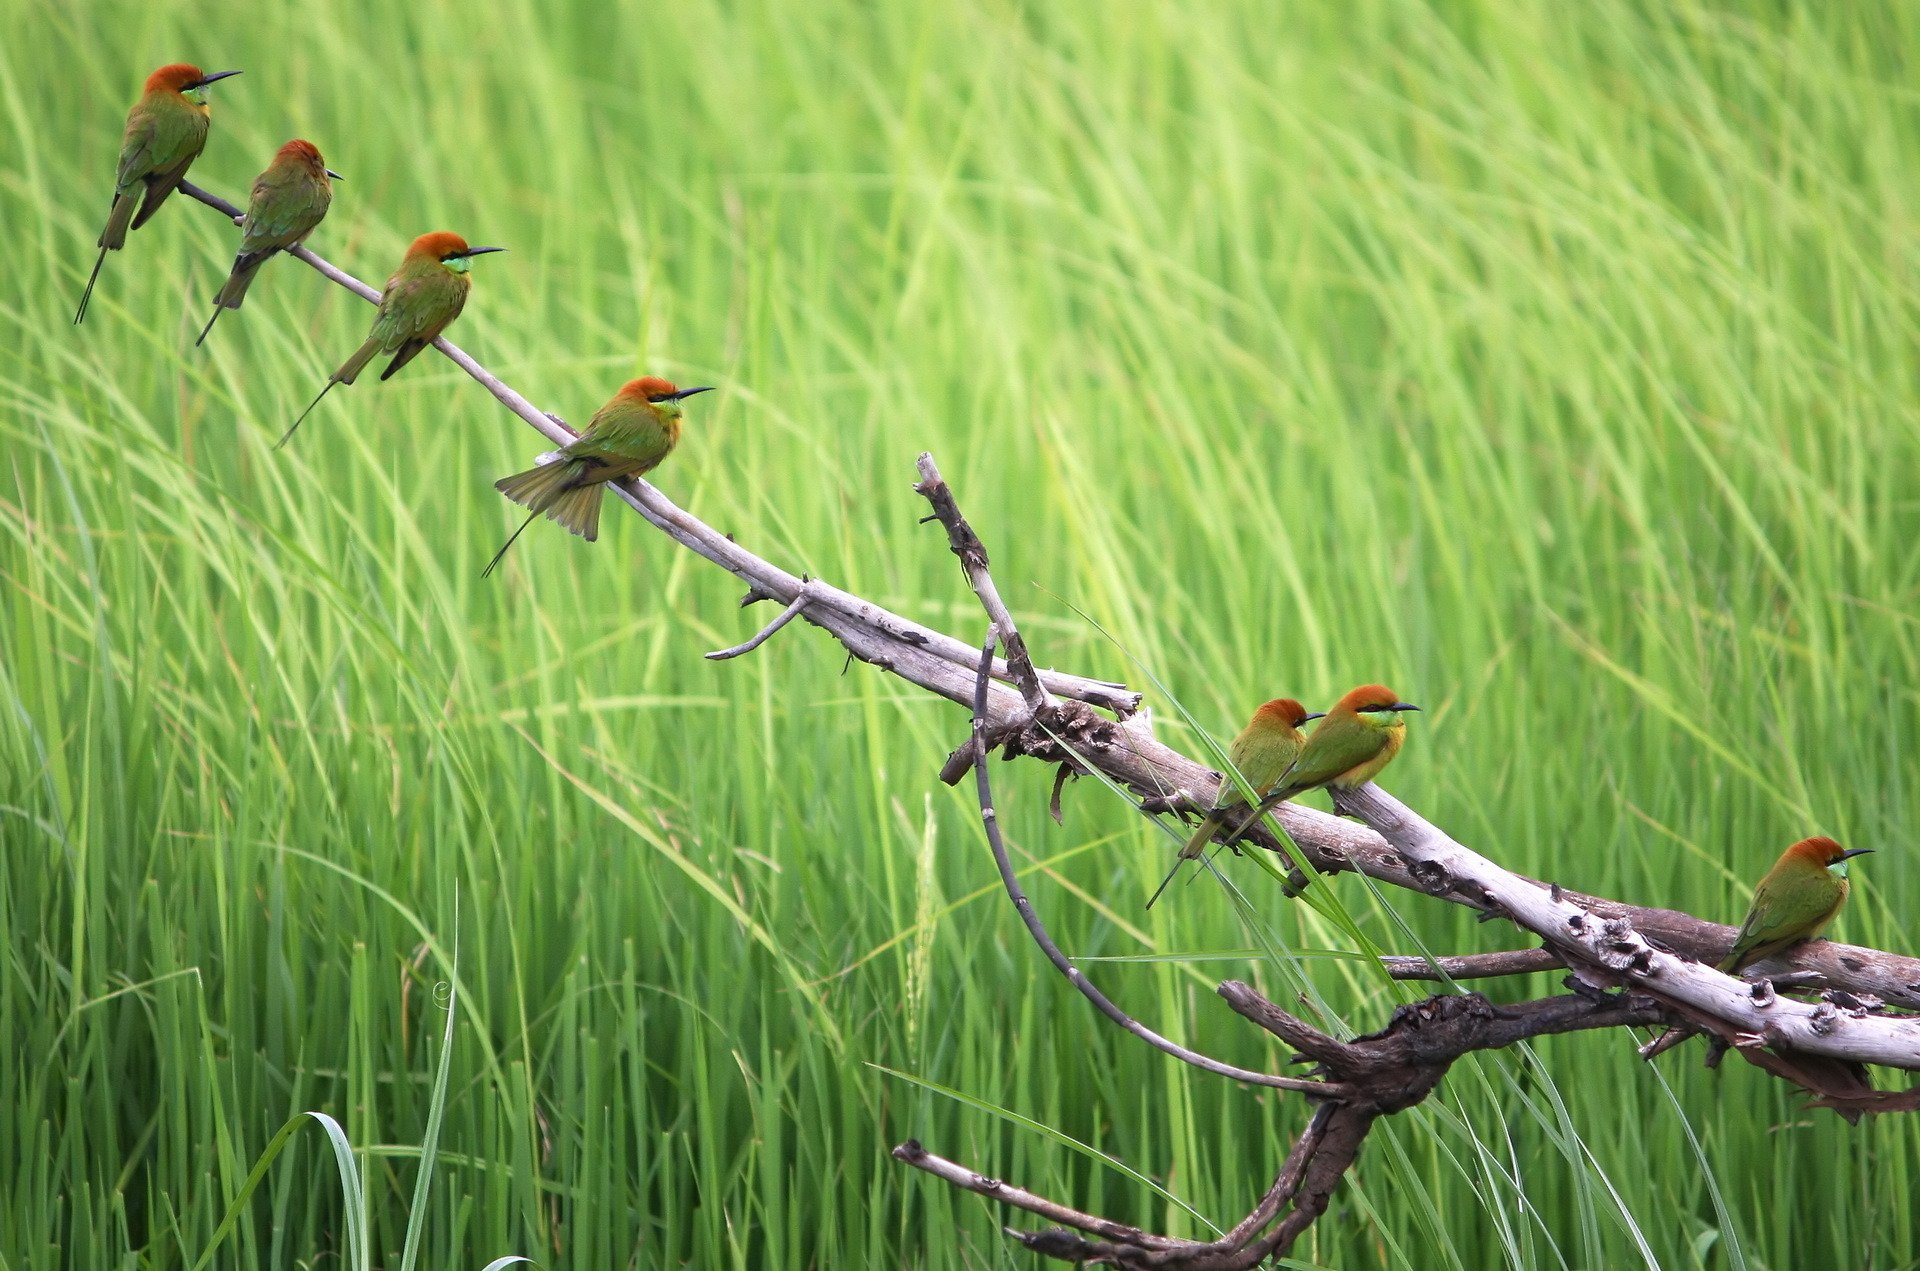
[646,393,672,402]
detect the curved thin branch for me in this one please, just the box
[962,628,1327,1094]
[704,589,810,660]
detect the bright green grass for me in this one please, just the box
[5,1,1920,1266]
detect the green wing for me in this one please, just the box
[1274,716,1385,797]
[114,96,203,189]
[113,112,160,191]
[372,268,469,350]
[1722,873,1843,971]
[241,173,329,254]
[570,400,675,474]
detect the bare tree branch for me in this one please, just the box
[704,588,811,660]
[171,180,1920,1262]
[1333,783,1920,1078]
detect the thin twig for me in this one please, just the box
[704,590,810,660]
[889,1140,1188,1253]
[916,453,1052,713]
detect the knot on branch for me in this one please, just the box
[1407,858,1452,895]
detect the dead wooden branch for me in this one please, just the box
[887,463,1915,1259]
[168,184,1920,1256]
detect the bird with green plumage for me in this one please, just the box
[1719,836,1870,975]
[483,376,714,577]
[196,139,339,346]
[1147,697,1319,907]
[1260,683,1419,809]
[279,230,503,447]
[76,63,242,325]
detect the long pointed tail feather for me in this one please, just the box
[194,305,224,347]
[1146,855,1187,909]
[482,509,541,578]
[278,381,337,448]
[74,246,109,325]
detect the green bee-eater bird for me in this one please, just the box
[1720,836,1871,974]
[76,63,242,324]
[279,230,504,447]
[196,139,340,346]
[1256,683,1419,813]
[1147,698,1320,907]
[483,376,714,577]
[1183,699,1318,859]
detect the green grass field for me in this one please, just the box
[5,1,1920,1266]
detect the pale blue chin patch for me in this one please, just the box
[182,87,207,105]
[1830,859,1851,879]
[445,256,473,274]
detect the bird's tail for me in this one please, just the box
[278,380,339,448]
[74,247,109,325]
[213,251,271,313]
[495,461,604,541]
[277,338,379,446]
[1180,809,1226,861]
[332,334,384,387]
[495,460,576,512]
[483,464,602,577]
[482,509,540,579]
[99,190,139,252]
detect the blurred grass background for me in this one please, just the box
[4,0,1919,1266]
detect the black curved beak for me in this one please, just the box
[669,386,716,401]
[1299,712,1326,723]
[189,70,242,89]
[453,246,506,258]
[1390,702,1421,712]
[325,169,344,181]
[1838,848,1875,861]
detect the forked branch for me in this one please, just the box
[172,184,1920,1262]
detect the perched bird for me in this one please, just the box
[280,231,504,446]
[1146,698,1320,907]
[76,63,242,324]
[483,377,714,577]
[1720,836,1871,974]
[1642,836,1871,1062]
[196,139,339,346]
[1252,683,1420,814]
[1182,699,1319,859]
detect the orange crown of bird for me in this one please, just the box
[276,139,326,170]
[407,231,474,260]
[621,376,685,402]
[145,64,208,94]
[1784,836,1850,867]
[1335,684,1405,713]
[1253,699,1313,729]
